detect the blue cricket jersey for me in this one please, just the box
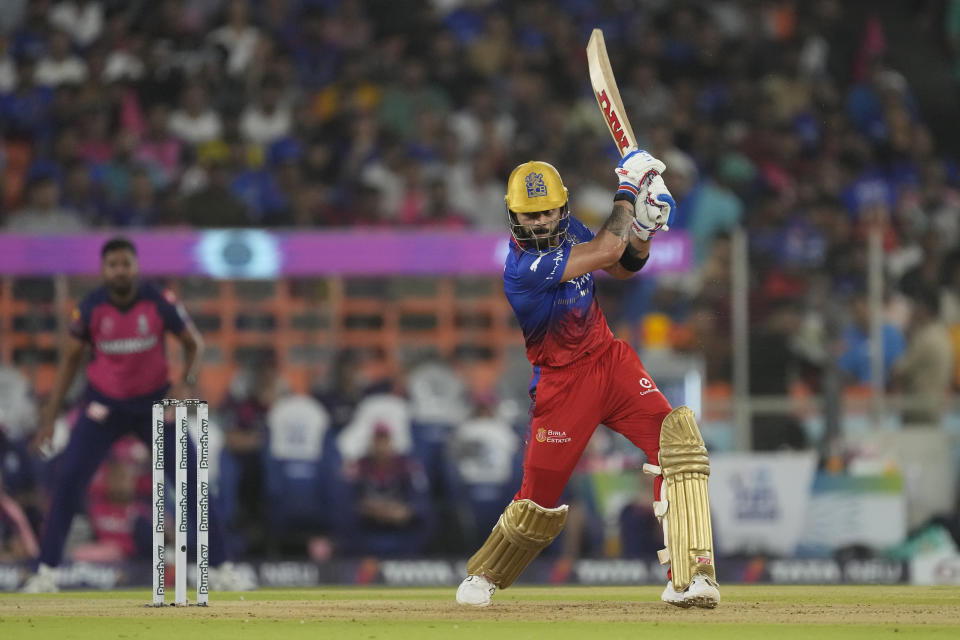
[503,216,614,369]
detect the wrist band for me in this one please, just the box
[619,246,649,272]
[614,182,639,204]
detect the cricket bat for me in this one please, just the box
[586,28,638,157]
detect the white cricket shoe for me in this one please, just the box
[661,573,720,609]
[209,561,258,591]
[456,574,496,607]
[21,564,59,593]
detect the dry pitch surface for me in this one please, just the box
[1,585,959,639]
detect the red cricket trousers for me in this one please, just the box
[515,339,672,508]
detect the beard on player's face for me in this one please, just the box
[516,210,560,247]
[528,224,557,249]
[107,276,135,296]
[102,251,138,298]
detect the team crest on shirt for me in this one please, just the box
[525,172,547,198]
[137,314,149,335]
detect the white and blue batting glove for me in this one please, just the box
[614,149,666,205]
[630,175,676,241]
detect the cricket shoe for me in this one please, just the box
[21,564,59,593]
[209,561,258,591]
[661,574,720,609]
[456,574,496,607]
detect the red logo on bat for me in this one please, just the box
[595,89,630,151]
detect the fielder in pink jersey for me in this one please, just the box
[21,237,250,592]
[456,152,719,608]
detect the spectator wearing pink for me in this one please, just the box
[74,458,149,562]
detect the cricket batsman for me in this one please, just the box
[21,237,251,592]
[455,151,720,608]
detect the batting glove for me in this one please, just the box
[631,175,676,241]
[614,149,666,205]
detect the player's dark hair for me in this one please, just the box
[101,236,137,259]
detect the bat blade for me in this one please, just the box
[586,28,638,157]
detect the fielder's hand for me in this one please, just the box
[29,404,57,454]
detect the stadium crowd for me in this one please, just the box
[3,0,960,564]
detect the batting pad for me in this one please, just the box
[467,499,568,589]
[658,406,716,591]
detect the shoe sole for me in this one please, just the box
[663,598,693,608]
[662,590,720,609]
[685,594,719,609]
[456,598,492,608]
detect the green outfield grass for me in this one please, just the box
[1,586,959,639]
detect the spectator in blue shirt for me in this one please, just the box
[837,292,907,385]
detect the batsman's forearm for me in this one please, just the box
[627,234,651,259]
[600,201,636,243]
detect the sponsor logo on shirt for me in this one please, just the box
[536,427,572,444]
[97,335,158,354]
[638,377,660,396]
